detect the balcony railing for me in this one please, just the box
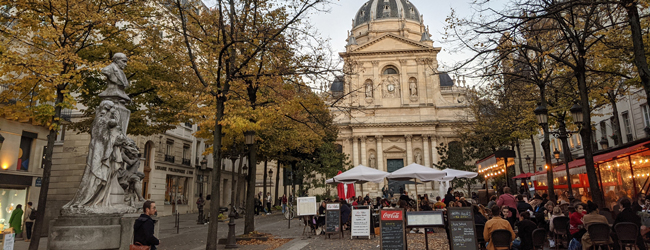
[182,158,191,166]
[164,155,175,163]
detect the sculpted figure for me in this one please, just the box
[64,100,128,210]
[415,151,422,165]
[118,138,145,206]
[365,83,373,98]
[369,153,376,168]
[99,53,131,102]
[409,79,417,97]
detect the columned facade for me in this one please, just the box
[328,0,471,198]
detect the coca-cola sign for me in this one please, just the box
[381,210,403,221]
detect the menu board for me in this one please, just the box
[3,233,15,250]
[296,197,317,216]
[447,207,477,250]
[325,203,341,234]
[351,206,371,238]
[406,211,444,227]
[380,209,406,250]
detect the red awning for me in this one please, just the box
[512,173,533,179]
[593,141,649,164]
[553,158,585,172]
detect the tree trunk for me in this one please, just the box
[244,143,257,234]
[609,94,623,146]
[28,88,64,250]
[274,163,281,206]
[530,134,537,173]
[235,154,243,207]
[622,0,650,102]
[206,98,224,250]
[515,140,529,192]
[263,160,268,203]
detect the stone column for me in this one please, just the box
[405,134,413,164]
[422,135,430,168]
[376,135,384,171]
[360,136,367,166]
[352,136,359,166]
[431,136,439,167]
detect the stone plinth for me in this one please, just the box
[48,214,142,250]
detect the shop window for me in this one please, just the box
[0,188,27,230]
[165,175,188,205]
[599,157,633,208]
[195,173,209,197]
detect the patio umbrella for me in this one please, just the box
[336,171,346,200]
[333,165,389,183]
[441,168,478,179]
[387,163,447,181]
[346,183,355,199]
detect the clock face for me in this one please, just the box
[387,84,395,92]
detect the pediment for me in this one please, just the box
[351,34,431,53]
[383,145,406,153]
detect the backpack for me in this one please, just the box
[29,209,37,220]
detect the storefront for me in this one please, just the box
[156,165,195,215]
[0,174,34,231]
[532,138,650,206]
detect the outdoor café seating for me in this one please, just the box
[552,216,570,249]
[532,228,547,250]
[588,223,612,250]
[475,224,486,250]
[492,229,513,250]
[614,222,638,250]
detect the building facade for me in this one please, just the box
[0,118,48,232]
[329,0,471,198]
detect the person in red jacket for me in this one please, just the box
[569,203,586,239]
[497,187,518,217]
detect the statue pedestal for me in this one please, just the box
[48,213,155,250]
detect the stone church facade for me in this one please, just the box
[329,0,471,197]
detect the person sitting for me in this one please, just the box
[501,205,517,228]
[569,203,586,240]
[516,194,534,214]
[613,199,646,250]
[484,206,516,250]
[487,195,498,209]
[434,196,446,210]
[548,206,564,234]
[341,200,352,230]
[473,205,488,225]
[581,201,612,250]
[515,211,537,250]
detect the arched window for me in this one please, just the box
[383,67,398,75]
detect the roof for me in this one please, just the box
[354,0,421,28]
[330,76,344,92]
[439,73,455,87]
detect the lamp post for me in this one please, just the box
[534,102,583,201]
[226,142,240,249]
[268,168,274,191]
[244,131,258,234]
[534,104,556,202]
[525,155,532,173]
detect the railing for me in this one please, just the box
[165,155,175,163]
[440,86,453,91]
[182,158,191,166]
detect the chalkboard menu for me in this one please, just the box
[380,209,406,250]
[325,203,341,236]
[447,207,478,250]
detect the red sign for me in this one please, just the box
[381,210,403,221]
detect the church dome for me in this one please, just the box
[354,0,422,28]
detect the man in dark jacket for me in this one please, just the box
[444,188,455,208]
[613,199,646,250]
[516,195,533,214]
[134,201,160,250]
[515,211,537,250]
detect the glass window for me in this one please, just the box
[600,121,608,139]
[623,112,631,135]
[632,151,650,194]
[0,188,27,231]
[165,175,189,205]
[642,104,650,127]
[599,157,633,210]
[166,141,173,155]
[383,68,397,75]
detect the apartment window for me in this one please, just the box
[623,112,632,141]
[643,104,650,127]
[600,121,607,139]
[165,140,174,163]
[182,145,191,166]
[17,131,37,171]
[41,146,47,168]
[55,125,65,143]
[610,117,620,145]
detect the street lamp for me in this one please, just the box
[244,131,258,234]
[269,168,274,186]
[553,149,561,161]
[534,104,549,126]
[600,137,609,150]
[570,102,583,125]
[525,155,531,173]
[226,143,240,249]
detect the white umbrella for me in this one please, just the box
[442,168,478,179]
[325,178,354,185]
[387,163,446,181]
[333,165,389,183]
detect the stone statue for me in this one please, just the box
[99,53,131,102]
[62,53,141,215]
[365,83,373,98]
[369,152,376,168]
[415,151,422,164]
[410,79,417,97]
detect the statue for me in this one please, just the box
[415,151,422,165]
[369,152,376,168]
[99,53,131,102]
[410,79,417,97]
[365,83,373,98]
[62,53,140,215]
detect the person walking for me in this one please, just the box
[254,194,262,215]
[196,194,205,224]
[134,201,160,250]
[23,202,34,242]
[266,192,272,215]
[281,194,288,214]
[9,204,23,237]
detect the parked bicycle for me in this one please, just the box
[284,201,295,220]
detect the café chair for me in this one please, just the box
[532,228,547,250]
[552,216,571,250]
[475,224,486,250]
[491,229,513,250]
[614,222,638,250]
[588,223,612,250]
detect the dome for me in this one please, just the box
[354,0,421,28]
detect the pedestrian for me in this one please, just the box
[281,194,288,214]
[204,195,211,222]
[266,192,272,215]
[134,201,160,250]
[254,194,262,215]
[9,204,23,237]
[23,202,34,242]
[196,193,205,224]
